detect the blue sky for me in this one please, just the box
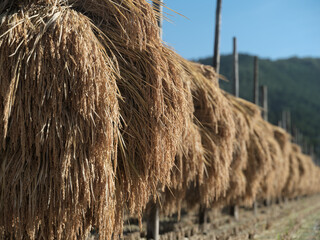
[162,0,320,60]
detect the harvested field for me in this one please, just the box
[117,195,320,240]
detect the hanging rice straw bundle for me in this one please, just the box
[161,58,206,217]
[257,122,282,202]
[282,144,301,199]
[301,155,317,195]
[161,121,204,217]
[295,152,318,196]
[212,93,250,207]
[228,98,271,206]
[179,61,236,207]
[243,119,272,205]
[0,4,119,239]
[272,126,290,198]
[313,165,320,194]
[295,152,309,196]
[274,127,291,161]
[67,0,189,228]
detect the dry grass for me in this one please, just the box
[233,101,271,206]
[213,93,250,207]
[0,4,119,239]
[258,122,282,202]
[67,1,191,234]
[271,126,290,199]
[283,144,302,199]
[161,58,206,217]
[180,62,236,208]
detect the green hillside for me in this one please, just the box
[198,54,320,161]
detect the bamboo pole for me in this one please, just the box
[147,202,160,240]
[282,110,287,131]
[286,110,291,134]
[260,85,268,121]
[198,205,208,232]
[152,0,163,39]
[233,37,239,98]
[253,56,259,105]
[252,56,259,216]
[146,2,163,239]
[230,205,239,221]
[213,0,222,78]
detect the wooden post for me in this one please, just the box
[295,128,298,144]
[286,110,291,134]
[231,36,240,220]
[253,56,259,105]
[253,202,258,216]
[260,85,268,121]
[198,205,208,232]
[149,4,162,238]
[303,139,308,154]
[213,0,222,78]
[147,202,160,240]
[282,110,287,131]
[233,37,239,97]
[152,0,163,39]
[230,205,239,221]
[310,145,315,160]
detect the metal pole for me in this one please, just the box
[233,37,239,97]
[213,0,222,78]
[152,0,163,39]
[260,85,268,121]
[253,56,259,105]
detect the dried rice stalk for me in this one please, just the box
[213,93,249,207]
[181,61,236,207]
[67,0,189,229]
[272,126,290,198]
[294,149,317,197]
[258,122,282,202]
[0,5,119,239]
[161,58,205,217]
[221,97,266,205]
[282,144,301,199]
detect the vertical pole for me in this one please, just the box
[233,37,239,98]
[260,85,268,121]
[303,138,308,154]
[252,57,259,215]
[149,3,162,238]
[213,0,222,78]
[230,205,239,221]
[286,110,291,134]
[253,56,259,105]
[282,110,287,131]
[253,202,258,216]
[199,205,208,232]
[310,145,315,160]
[147,202,160,240]
[152,0,163,39]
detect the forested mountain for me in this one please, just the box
[198,54,320,161]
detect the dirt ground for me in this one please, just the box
[112,194,320,240]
